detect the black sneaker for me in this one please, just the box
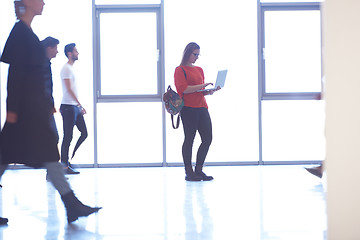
[185,173,202,181]
[305,167,322,178]
[0,217,8,225]
[64,166,80,175]
[195,171,214,181]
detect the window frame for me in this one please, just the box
[92,3,166,167]
[93,4,164,103]
[258,2,322,101]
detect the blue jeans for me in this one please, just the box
[60,104,88,165]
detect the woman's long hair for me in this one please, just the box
[180,42,200,66]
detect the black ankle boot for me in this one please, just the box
[61,191,101,223]
[185,172,202,181]
[0,217,8,225]
[195,166,214,181]
[185,166,202,181]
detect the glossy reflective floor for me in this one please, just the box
[0,166,327,240]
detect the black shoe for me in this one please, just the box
[185,172,202,181]
[64,166,80,175]
[195,171,214,181]
[61,191,101,223]
[0,217,8,225]
[305,167,323,178]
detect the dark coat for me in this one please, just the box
[0,20,59,167]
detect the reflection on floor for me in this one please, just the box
[0,166,327,240]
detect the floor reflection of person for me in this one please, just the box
[184,183,213,240]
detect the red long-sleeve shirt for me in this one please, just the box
[174,66,208,109]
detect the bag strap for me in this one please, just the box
[179,66,186,99]
[171,114,181,129]
[180,66,187,80]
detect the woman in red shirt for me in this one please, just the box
[174,42,220,181]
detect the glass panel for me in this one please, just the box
[96,0,160,4]
[97,102,163,164]
[100,12,158,95]
[165,0,259,163]
[261,0,323,2]
[264,10,322,93]
[262,100,325,161]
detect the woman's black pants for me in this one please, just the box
[180,106,212,173]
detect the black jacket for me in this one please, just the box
[0,20,59,167]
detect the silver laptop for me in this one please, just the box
[197,69,228,92]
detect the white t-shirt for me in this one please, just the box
[60,63,79,105]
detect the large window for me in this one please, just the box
[259,2,322,100]
[94,5,162,101]
[264,10,321,94]
[0,0,324,167]
[99,13,158,96]
[93,4,164,166]
[258,2,325,164]
[95,0,160,4]
[164,0,259,165]
[96,102,163,165]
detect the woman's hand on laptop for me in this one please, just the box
[203,86,221,95]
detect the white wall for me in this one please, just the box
[324,0,360,239]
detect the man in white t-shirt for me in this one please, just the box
[60,43,87,174]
